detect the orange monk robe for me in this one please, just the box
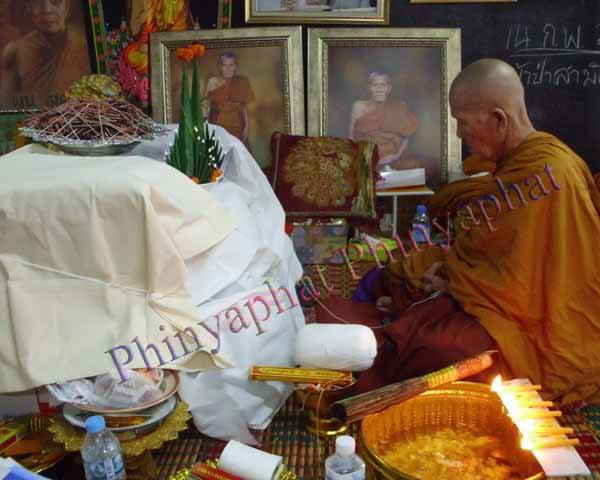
[353,99,419,168]
[13,29,90,105]
[417,132,600,403]
[208,76,255,146]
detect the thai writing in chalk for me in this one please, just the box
[505,23,600,88]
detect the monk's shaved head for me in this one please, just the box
[450,59,526,114]
[449,58,535,163]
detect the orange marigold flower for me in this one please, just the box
[191,43,206,58]
[176,47,194,63]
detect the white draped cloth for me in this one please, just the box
[138,125,305,443]
[0,124,304,442]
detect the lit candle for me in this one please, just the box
[500,384,542,392]
[511,410,562,420]
[521,437,580,450]
[519,421,573,437]
[520,400,554,408]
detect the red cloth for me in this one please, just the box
[315,293,499,394]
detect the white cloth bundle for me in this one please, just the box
[294,323,377,372]
[219,441,282,480]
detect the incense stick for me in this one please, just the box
[331,351,495,424]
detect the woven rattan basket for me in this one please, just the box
[360,381,544,480]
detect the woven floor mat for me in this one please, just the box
[154,394,600,480]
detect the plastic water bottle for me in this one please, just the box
[412,204,431,244]
[325,436,366,480]
[82,416,126,480]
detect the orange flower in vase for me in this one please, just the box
[176,47,195,63]
[190,43,206,58]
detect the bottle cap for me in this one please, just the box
[335,435,355,456]
[416,205,427,214]
[85,415,106,434]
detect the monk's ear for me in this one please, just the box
[491,108,508,132]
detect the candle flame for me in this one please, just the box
[521,437,533,450]
[491,375,503,392]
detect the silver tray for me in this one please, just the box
[50,141,140,156]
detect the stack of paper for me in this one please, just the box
[376,168,426,191]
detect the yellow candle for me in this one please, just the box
[501,384,542,392]
[531,427,575,436]
[512,410,562,420]
[522,437,579,450]
[520,400,554,408]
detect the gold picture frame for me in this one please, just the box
[307,27,462,188]
[410,0,515,3]
[245,0,389,25]
[150,27,305,169]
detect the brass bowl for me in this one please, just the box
[360,381,544,480]
[295,379,357,436]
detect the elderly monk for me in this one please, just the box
[1,0,90,109]
[349,70,420,170]
[204,52,255,150]
[317,58,600,404]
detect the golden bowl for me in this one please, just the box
[295,379,357,436]
[360,381,544,480]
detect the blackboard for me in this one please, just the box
[102,0,600,172]
[385,0,600,173]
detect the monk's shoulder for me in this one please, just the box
[351,100,369,115]
[386,98,411,112]
[234,75,252,87]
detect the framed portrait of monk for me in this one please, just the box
[150,27,305,169]
[308,28,462,189]
[0,0,109,112]
[245,0,389,25]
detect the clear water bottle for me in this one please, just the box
[82,416,126,480]
[325,436,366,480]
[412,204,431,244]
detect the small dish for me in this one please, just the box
[70,370,179,414]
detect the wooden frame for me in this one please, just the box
[0,0,109,113]
[245,0,389,25]
[150,27,305,169]
[308,27,462,188]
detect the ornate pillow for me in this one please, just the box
[270,132,378,219]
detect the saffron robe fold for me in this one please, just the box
[14,29,90,105]
[208,76,255,146]
[353,99,419,168]
[390,131,600,403]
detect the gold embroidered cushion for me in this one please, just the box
[270,132,378,219]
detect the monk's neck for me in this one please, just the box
[36,29,68,46]
[504,124,537,155]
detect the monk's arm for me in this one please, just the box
[348,101,363,139]
[1,42,19,95]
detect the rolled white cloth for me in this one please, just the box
[294,323,377,372]
[219,440,283,480]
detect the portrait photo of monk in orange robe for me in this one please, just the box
[349,70,421,170]
[204,52,256,150]
[326,46,443,188]
[0,0,91,111]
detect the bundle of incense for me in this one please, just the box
[191,462,242,480]
[250,366,353,386]
[331,351,495,424]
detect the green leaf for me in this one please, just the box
[190,59,204,130]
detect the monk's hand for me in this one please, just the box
[422,261,448,294]
[375,296,393,313]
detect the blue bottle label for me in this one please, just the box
[412,223,430,243]
[84,454,125,480]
